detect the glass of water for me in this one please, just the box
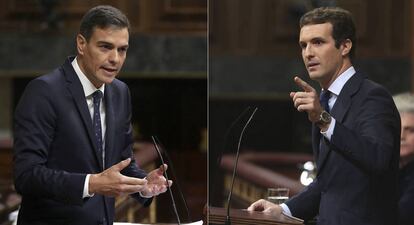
[267,187,289,204]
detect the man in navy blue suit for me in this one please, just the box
[248,7,400,225]
[393,93,414,225]
[13,5,171,225]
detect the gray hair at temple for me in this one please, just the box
[393,92,414,113]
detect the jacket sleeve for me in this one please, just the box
[13,79,86,205]
[285,177,321,221]
[399,169,414,225]
[330,87,400,175]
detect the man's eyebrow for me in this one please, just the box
[97,41,114,46]
[309,36,325,42]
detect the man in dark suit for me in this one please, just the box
[248,7,400,225]
[13,5,171,225]
[393,93,414,225]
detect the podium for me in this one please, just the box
[114,221,202,225]
[208,207,303,225]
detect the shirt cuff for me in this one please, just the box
[321,117,336,141]
[83,174,94,198]
[138,177,152,198]
[280,203,292,216]
[139,191,152,198]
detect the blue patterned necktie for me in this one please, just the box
[92,90,104,164]
[320,90,331,112]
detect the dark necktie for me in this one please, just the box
[92,90,104,164]
[320,90,331,112]
[318,90,331,166]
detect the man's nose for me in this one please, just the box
[108,50,120,64]
[303,45,314,58]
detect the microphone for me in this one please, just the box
[225,107,258,225]
[219,107,252,166]
[151,136,181,225]
[210,107,253,207]
[153,136,191,222]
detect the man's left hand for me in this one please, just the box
[140,164,173,197]
[247,199,282,215]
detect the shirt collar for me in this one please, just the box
[326,66,355,96]
[71,57,105,98]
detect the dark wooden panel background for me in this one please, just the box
[210,0,411,58]
[0,0,207,35]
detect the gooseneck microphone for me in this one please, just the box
[225,107,258,225]
[153,136,191,222]
[151,136,181,225]
[210,107,253,207]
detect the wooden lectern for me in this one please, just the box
[114,222,202,225]
[208,207,303,225]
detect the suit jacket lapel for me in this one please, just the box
[316,136,331,174]
[316,72,364,174]
[331,72,363,124]
[312,125,321,161]
[63,57,103,169]
[313,123,331,174]
[104,84,115,169]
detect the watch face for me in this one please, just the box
[321,111,331,123]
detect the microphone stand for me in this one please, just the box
[210,107,252,208]
[225,107,258,225]
[153,136,191,222]
[151,136,181,225]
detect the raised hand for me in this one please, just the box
[89,158,148,197]
[290,76,324,123]
[140,164,173,197]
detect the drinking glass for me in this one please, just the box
[267,187,289,204]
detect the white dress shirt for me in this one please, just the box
[71,57,106,198]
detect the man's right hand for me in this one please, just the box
[89,158,147,197]
[247,199,283,215]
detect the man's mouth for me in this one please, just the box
[101,67,118,74]
[307,62,319,70]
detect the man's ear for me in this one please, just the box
[341,39,352,56]
[76,34,87,55]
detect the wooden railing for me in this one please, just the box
[220,151,313,208]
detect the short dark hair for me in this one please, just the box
[79,5,130,41]
[300,7,356,59]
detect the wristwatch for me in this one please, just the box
[316,110,331,126]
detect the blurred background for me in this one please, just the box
[209,0,412,209]
[0,0,206,224]
[2,0,413,223]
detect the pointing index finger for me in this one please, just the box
[294,76,315,92]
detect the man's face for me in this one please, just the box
[299,23,349,87]
[400,112,414,164]
[77,26,129,88]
